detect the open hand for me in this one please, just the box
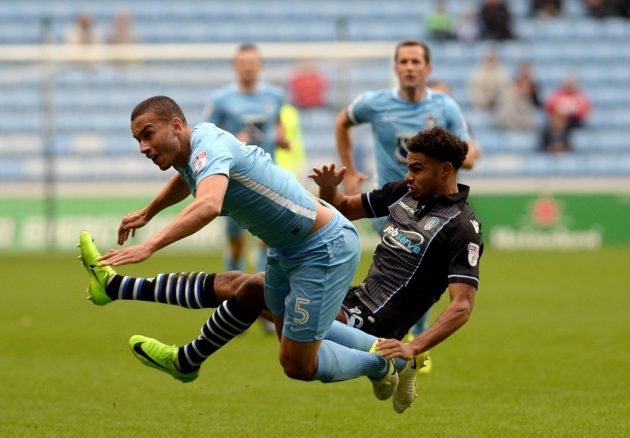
[308,163,346,188]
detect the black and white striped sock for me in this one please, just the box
[178,297,259,372]
[105,272,219,309]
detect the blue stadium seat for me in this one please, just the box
[1,0,629,182]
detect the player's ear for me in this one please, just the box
[440,161,453,178]
[171,117,183,133]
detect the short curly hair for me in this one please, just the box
[406,127,468,169]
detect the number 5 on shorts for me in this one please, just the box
[293,297,310,324]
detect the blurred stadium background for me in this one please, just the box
[1,0,629,252]
[2,2,630,436]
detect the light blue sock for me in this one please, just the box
[325,321,406,371]
[256,246,268,273]
[325,320,377,351]
[409,310,430,337]
[313,340,388,383]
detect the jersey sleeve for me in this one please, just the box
[346,91,375,125]
[443,95,471,141]
[446,215,483,288]
[189,127,233,184]
[360,180,408,218]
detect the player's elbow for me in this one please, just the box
[194,202,222,224]
[456,300,474,325]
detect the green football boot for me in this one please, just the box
[369,339,399,400]
[129,335,199,383]
[78,230,115,305]
[392,350,430,414]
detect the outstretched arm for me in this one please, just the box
[308,163,367,221]
[377,282,476,360]
[117,174,191,245]
[100,175,227,266]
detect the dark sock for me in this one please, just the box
[105,273,219,308]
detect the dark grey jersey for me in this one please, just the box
[342,181,483,339]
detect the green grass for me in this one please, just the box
[1,248,629,437]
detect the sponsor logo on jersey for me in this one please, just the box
[394,132,415,163]
[383,225,424,254]
[424,216,440,231]
[424,113,437,128]
[382,115,397,122]
[397,200,416,215]
[467,242,480,267]
[192,151,208,172]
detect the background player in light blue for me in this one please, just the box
[335,40,477,373]
[93,95,407,402]
[204,43,288,274]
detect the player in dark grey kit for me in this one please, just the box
[310,126,483,361]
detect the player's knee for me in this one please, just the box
[279,351,317,381]
[234,271,266,311]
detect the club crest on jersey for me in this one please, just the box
[467,243,480,267]
[383,225,424,254]
[192,151,208,172]
[424,216,440,231]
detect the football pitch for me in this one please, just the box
[1,248,628,437]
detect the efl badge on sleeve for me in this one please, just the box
[467,242,480,267]
[192,151,208,172]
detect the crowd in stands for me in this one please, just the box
[420,0,609,155]
[1,0,629,183]
[65,9,138,46]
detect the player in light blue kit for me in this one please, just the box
[85,96,408,400]
[335,40,477,373]
[205,43,287,274]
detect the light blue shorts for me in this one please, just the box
[264,209,360,342]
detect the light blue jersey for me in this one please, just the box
[347,87,471,186]
[207,83,285,158]
[176,123,316,250]
[176,122,361,344]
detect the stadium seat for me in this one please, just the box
[1,0,629,182]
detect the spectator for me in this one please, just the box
[545,75,591,129]
[66,11,101,45]
[467,50,510,111]
[531,0,563,18]
[494,77,537,130]
[425,1,456,41]
[479,0,514,40]
[515,61,541,108]
[540,112,571,153]
[107,9,138,44]
[288,58,328,108]
[456,4,480,42]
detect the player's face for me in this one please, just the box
[394,45,431,90]
[234,49,262,86]
[131,112,183,171]
[404,151,444,201]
